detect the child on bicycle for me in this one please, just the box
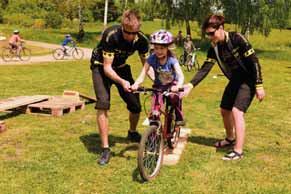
[62,34,74,55]
[183,34,195,63]
[131,30,185,126]
[9,30,23,50]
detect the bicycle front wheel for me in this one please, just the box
[72,48,84,60]
[1,48,14,62]
[138,125,164,181]
[193,55,200,70]
[185,55,193,72]
[19,48,31,61]
[52,48,64,60]
[179,54,184,66]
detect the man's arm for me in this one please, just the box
[103,57,131,92]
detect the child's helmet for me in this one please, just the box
[13,30,19,34]
[65,34,71,37]
[150,30,173,45]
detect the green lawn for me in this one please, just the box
[0,22,291,194]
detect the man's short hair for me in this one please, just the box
[121,9,141,31]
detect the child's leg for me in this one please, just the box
[169,94,184,122]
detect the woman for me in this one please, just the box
[183,14,265,160]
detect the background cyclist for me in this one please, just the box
[183,34,195,64]
[131,30,185,126]
[62,34,74,55]
[9,30,23,53]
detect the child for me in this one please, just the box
[131,30,185,126]
[9,30,22,50]
[62,34,74,55]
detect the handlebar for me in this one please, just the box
[134,87,184,94]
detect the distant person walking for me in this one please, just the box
[183,14,265,160]
[90,9,150,165]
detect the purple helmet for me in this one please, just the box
[150,30,173,45]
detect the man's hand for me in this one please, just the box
[256,88,265,102]
[121,80,131,92]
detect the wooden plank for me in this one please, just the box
[79,92,96,103]
[0,95,50,112]
[163,128,191,166]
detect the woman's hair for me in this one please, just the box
[121,9,141,31]
[202,14,225,32]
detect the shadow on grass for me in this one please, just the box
[79,133,139,156]
[132,167,146,183]
[188,135,219,147]
[0,111,23,120]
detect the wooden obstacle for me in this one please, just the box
[163,128,191,165]
[0,120,6,133]
[26,96,85,117]
[79,92,96,104]
[0,95,50,112]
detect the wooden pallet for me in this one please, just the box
[26,96,85,116]
[0,95,50,112]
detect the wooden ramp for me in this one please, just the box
[26,96,85,116]
[163,128,191,165]
[0,95,50,112]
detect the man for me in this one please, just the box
[90,9,150,165]
[183,14,265,160]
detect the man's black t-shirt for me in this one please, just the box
[90,25,149,69]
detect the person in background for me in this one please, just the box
[9,30,23,51]
[183,34,196,63]
[62,34,74,55]
[183,14,265,160]
[175,30,183,47]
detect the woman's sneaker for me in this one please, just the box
[98,148,111,165]
[127,130,141,142]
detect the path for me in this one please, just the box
[0,40,93,65]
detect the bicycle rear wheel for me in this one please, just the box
[138,125,164,181]
[52,48,64,60]
[185,55,193,72]
[72,48,84,60]
[19,48,31,61]
[1,48,14,62]
[166,111,180,149]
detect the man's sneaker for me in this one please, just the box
[127,130,141,142]
[175,120,185,127]
[98,148,110,166]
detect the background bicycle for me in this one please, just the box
[1,41,31,62]
[179,48,200,72]
[52,44,84,60]
[135,87,183,181]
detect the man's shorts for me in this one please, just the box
[91,65,141,113]
[220,81,256,113]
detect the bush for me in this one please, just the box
[3,13,33,27]
[45,12,62,29]
[33,19,45,29]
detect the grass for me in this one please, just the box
[0,21,291,194]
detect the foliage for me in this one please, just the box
[45,11,63,29]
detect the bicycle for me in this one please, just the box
[179,48,200,72]
[1,41,31,62]
[135,87,183,181]
[52,44,84,60]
